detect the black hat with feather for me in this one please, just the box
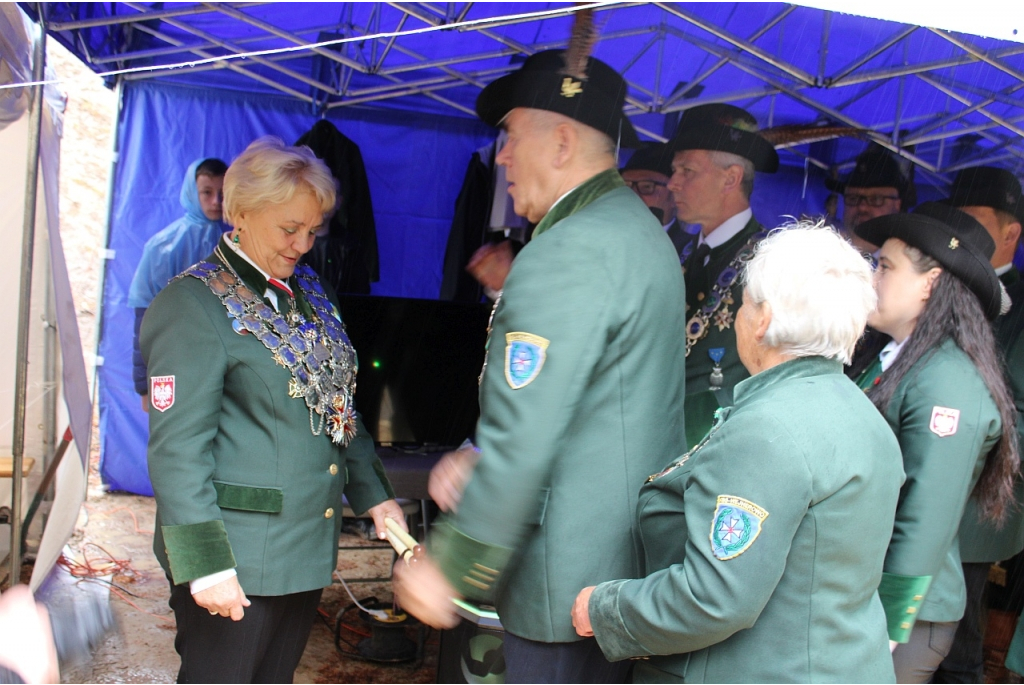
[475,11,640,148]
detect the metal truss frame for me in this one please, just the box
[39,1,1024,177]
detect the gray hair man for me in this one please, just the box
[667,103,779,446]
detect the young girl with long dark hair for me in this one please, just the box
[855,202,1019,683]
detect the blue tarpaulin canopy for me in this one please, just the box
[26,2,1024,493]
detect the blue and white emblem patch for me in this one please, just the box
[710,495,769,560]
[505,332,549,389]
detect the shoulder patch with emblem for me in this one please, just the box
[930,406,960,437]
[505,332,549,389]
[151,375,176,412]
[710,495,768,560]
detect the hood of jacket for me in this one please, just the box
[180,157,223,227]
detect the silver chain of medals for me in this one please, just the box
[478,291,502,385]
[180,247,360,446]
[683,230,767,358]
[646,407,729,483]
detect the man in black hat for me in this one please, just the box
[394,49,688,682]
[666,102,779,447]
[827,147,915,255]
[937,166,1024,684]
[621,143,691,260]
[840,148,916,381]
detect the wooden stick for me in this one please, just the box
[385,517,419,552]
[385,529,413,563]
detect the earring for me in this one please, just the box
[232,229,241,244]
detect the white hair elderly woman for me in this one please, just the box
[570,223,905,683]
[141,137,405,683]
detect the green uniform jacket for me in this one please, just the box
[683,217,764,447]
[859,339,1001,640]
[959,267,1024,563]
[141,242,394,596]
[432,169,689,643]
[589,357,903,683]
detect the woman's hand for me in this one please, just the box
[366,499,408,540]
[572,586,596,637]
[392,552,460,629]
[428,446,480,513]
[193,576,251,621]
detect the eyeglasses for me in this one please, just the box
[624,179,668,197]
[843,193,900,208]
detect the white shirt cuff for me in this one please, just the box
[189,568,237,594]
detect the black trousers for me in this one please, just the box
[934,562,991,684]
[502,632,631,684]
[168,581,322,684]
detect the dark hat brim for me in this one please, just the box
[855,213,1002,319]
[476,70,640,148]
[667,124,779,173]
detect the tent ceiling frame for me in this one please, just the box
[661,5,795,111]
[88,19,352,64]
[129,19,315,101]
[122,1,344,95]
[655,2,815,86]
[41,1,1024,173]
[47,2,270,31]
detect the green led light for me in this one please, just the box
[372,360,381,369]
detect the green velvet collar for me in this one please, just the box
[732,355,843,406]
[532,168,625,238]
[213,237,312,319]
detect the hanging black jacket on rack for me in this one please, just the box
[295,120,379,294]
[440,145,496,302]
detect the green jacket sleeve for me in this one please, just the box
[434,227,614,599]
[588,411,813,660]
[342,414,395,514]
[143,284,236,584]
[882,359,998,641]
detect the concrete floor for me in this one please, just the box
[57,488,439,683]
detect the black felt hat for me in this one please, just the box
[475,50,640,148]
[943,166,1024,226]
[666,103,779,173]
[621,143,674,178]
[856,202,1003,319]
[825,149,913,202]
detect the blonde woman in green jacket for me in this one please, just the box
[853,203,1019,683]
[572,224,904,683]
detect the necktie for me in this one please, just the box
[268,278,293,299]
[266,278,294,313]
[685,242,712,290]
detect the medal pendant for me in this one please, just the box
[708,347,726,391]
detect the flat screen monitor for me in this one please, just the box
[336,295,491,450]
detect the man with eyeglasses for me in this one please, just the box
[621,143,692,261]
[836,148,917,382]
[826,147,915,255]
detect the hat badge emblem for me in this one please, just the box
[560,77,583,98]
[949,237,960,250]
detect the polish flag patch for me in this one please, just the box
[929,406,960,437]
[151,375,176,413]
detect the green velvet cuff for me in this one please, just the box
[590,580,650,662]
[161,519,237,585]
[213,481,283,513]
[879,572,932,643]
[431,520,514,601]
